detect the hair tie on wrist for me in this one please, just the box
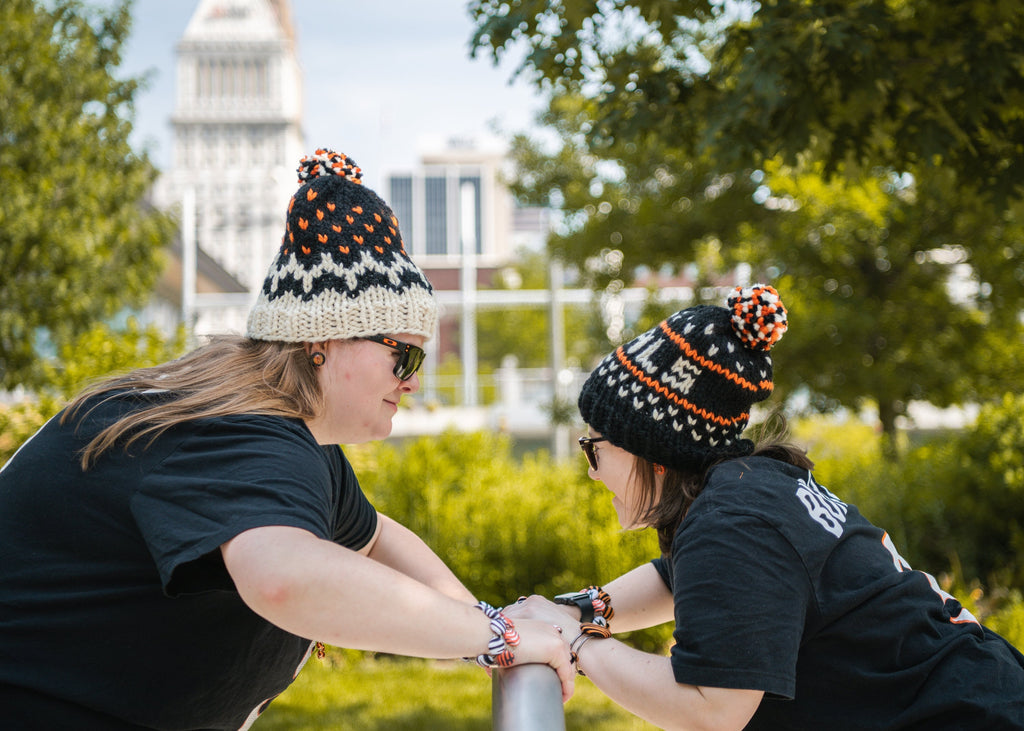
[464,601,520,668]
[569,623,611,676]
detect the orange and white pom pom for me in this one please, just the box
[296,148,363,184]
[728,284,788,352]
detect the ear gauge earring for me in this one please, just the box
[310,352,326,368]
[653,464,666,475]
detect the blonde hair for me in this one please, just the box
[62,336,323,470]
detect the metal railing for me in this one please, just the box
[492,664,566,730]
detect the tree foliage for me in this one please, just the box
[470,0,1024,204]
[763,163,1024,435]
[468,0,1024,441]
[0,0,175,390]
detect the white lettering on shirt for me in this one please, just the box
[795,474,848,538]
[880,532,979,626]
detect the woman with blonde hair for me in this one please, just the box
[0,149,572,729]
[509,284,1024,730]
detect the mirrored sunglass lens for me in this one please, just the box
[396,345,426,381]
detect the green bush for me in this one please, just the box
[942,394,1024,587]
[0,397,60,465]
[986,595,1024,650]
[347,430,670,651]
[1,320,185,467]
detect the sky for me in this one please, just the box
[110,0,547,190]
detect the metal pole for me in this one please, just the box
[459,179,478,407]
[181,186,197,343]
[548,258,569,461]
[492,664,566,731]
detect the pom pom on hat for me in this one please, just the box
[578,284,788,472]
[296,149,362,184]
[729,284,788,352]
[247,148,437,343]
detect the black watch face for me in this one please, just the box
[555,592,589,603]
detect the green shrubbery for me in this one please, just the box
[346,430,671,651]
[0,319,184,465]
[346,400,1024,652]
[4,390,1022,651]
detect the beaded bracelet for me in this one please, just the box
[464,601,520,668]
[583,585,614,626]
[569,622,612,676]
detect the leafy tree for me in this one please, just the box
[467,0,1024,444]
[500,95,771,281]
[469,0,1024,205]
[762,163,1024,439]
[0,0,175,390]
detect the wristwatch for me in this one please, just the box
[553,591,595,624]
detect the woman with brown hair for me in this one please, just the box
[0,149,572,730]
[509,284,1024,730]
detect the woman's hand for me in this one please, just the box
[502,595,583,702]
[504,594,582,632]
[506,616,576,702]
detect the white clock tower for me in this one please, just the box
[159,0,304,335]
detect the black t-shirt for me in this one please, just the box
[651,456,1024,730]
[0,392,378,730]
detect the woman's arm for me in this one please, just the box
[506,593,761,730]
[221,525,576,698]
[576,637,763,731]
[534,563,675,632]
[365,513,476,603]
[602,562,675,632]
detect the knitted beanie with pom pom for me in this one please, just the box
[247,148,437,343]
[578,284,788,472]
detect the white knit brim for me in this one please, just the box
[246,285,438,343]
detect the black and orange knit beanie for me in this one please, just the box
[247,148,437,343]
[578,284,788,472]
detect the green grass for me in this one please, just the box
[257,652,657,730]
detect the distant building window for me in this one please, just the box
[425,176,447,255]
[389,176,414,252]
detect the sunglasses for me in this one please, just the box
[578,436,609,471]
[362,335,426,381]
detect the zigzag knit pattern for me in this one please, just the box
[247,149,437,342]
[578,285,787,472]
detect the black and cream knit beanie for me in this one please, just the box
[578,284,788,472]
[247,148,437,343]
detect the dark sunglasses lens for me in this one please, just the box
[579,439,598,470]
[395,345,426,381]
